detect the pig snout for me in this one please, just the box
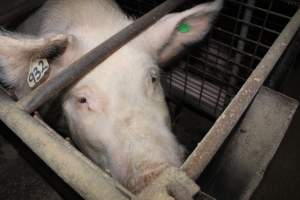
[103,114,184,193]
[126,161,169,193]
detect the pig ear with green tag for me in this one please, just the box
[142,0,223,65]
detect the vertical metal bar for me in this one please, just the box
[18,0,187,113]
[229,0,256,87]
[225,0,244,93]
[183,60,189,102]
[249,0,274,69]
[181,8,300,180]
[198,40,210,109]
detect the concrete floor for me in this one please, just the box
[0,69,300,199]
[0,128,84,200]
[0,132,63,200]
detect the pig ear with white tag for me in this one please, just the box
[0,31,71,93]
[27,59,50,89]
[142,0,223,65]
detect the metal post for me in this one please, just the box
[18,0,187,113]
[181,8,300,180]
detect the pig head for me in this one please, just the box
[0,0,222,193]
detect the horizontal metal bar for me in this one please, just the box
[219,13,281,36]
[184,65,242,91]
[188,54,248,81]
[208,39,262,69]
[227,0,294,20]
[181,8,300,180]
[18,0,187,113]
[0,88,134,200]
[214,27,271,50]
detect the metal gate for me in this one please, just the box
[0,0,299,199]
[117,0,299,118]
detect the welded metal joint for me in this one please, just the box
[137,167,200,200]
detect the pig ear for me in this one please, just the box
[0,31,71,88]
[143,0,223,65]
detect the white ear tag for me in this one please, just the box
[27,59,50,89]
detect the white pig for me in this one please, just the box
[0,0,222,193]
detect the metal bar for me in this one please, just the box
[0,88,134,200]
[0,0,45,25]
[229,0,255,94]
[214,27,271,50]
[18,0,187,113]
[181,8,300,180]
[219,13,281,35]
[209,38,263,68]
[248,0,274,69]
[189,54,248,81]
[227,0,293,19]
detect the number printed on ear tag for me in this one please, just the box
[27,59,50,89]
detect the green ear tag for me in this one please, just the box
[178,22,191,33]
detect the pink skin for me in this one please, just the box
[0,0,222,193]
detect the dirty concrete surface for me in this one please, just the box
[0,132,63,200]
[0,127,83,200]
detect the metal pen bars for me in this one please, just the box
[182,8,300,179]
[18,0,187,113]
[0,0,189,199]
[117,0,298,117]
[0,0,299,199]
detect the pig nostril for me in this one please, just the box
[79,97,87,104]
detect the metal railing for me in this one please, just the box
[0,0,299,199]
[159,0,298,117]
[1,0,189,199]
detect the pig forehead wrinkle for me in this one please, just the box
[80,44,157,82]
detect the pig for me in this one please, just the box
[0,0,222,193]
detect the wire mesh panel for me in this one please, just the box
[117,0,298,117]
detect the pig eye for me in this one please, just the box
[78,97,87,104]
[149,68,159,83]
[151,77,157,83]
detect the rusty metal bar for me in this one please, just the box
[0,88,134,200]
[18,0,187,113]
[181,8,300,180]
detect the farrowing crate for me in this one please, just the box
[117,0,299,117]
[0,0,299,200]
